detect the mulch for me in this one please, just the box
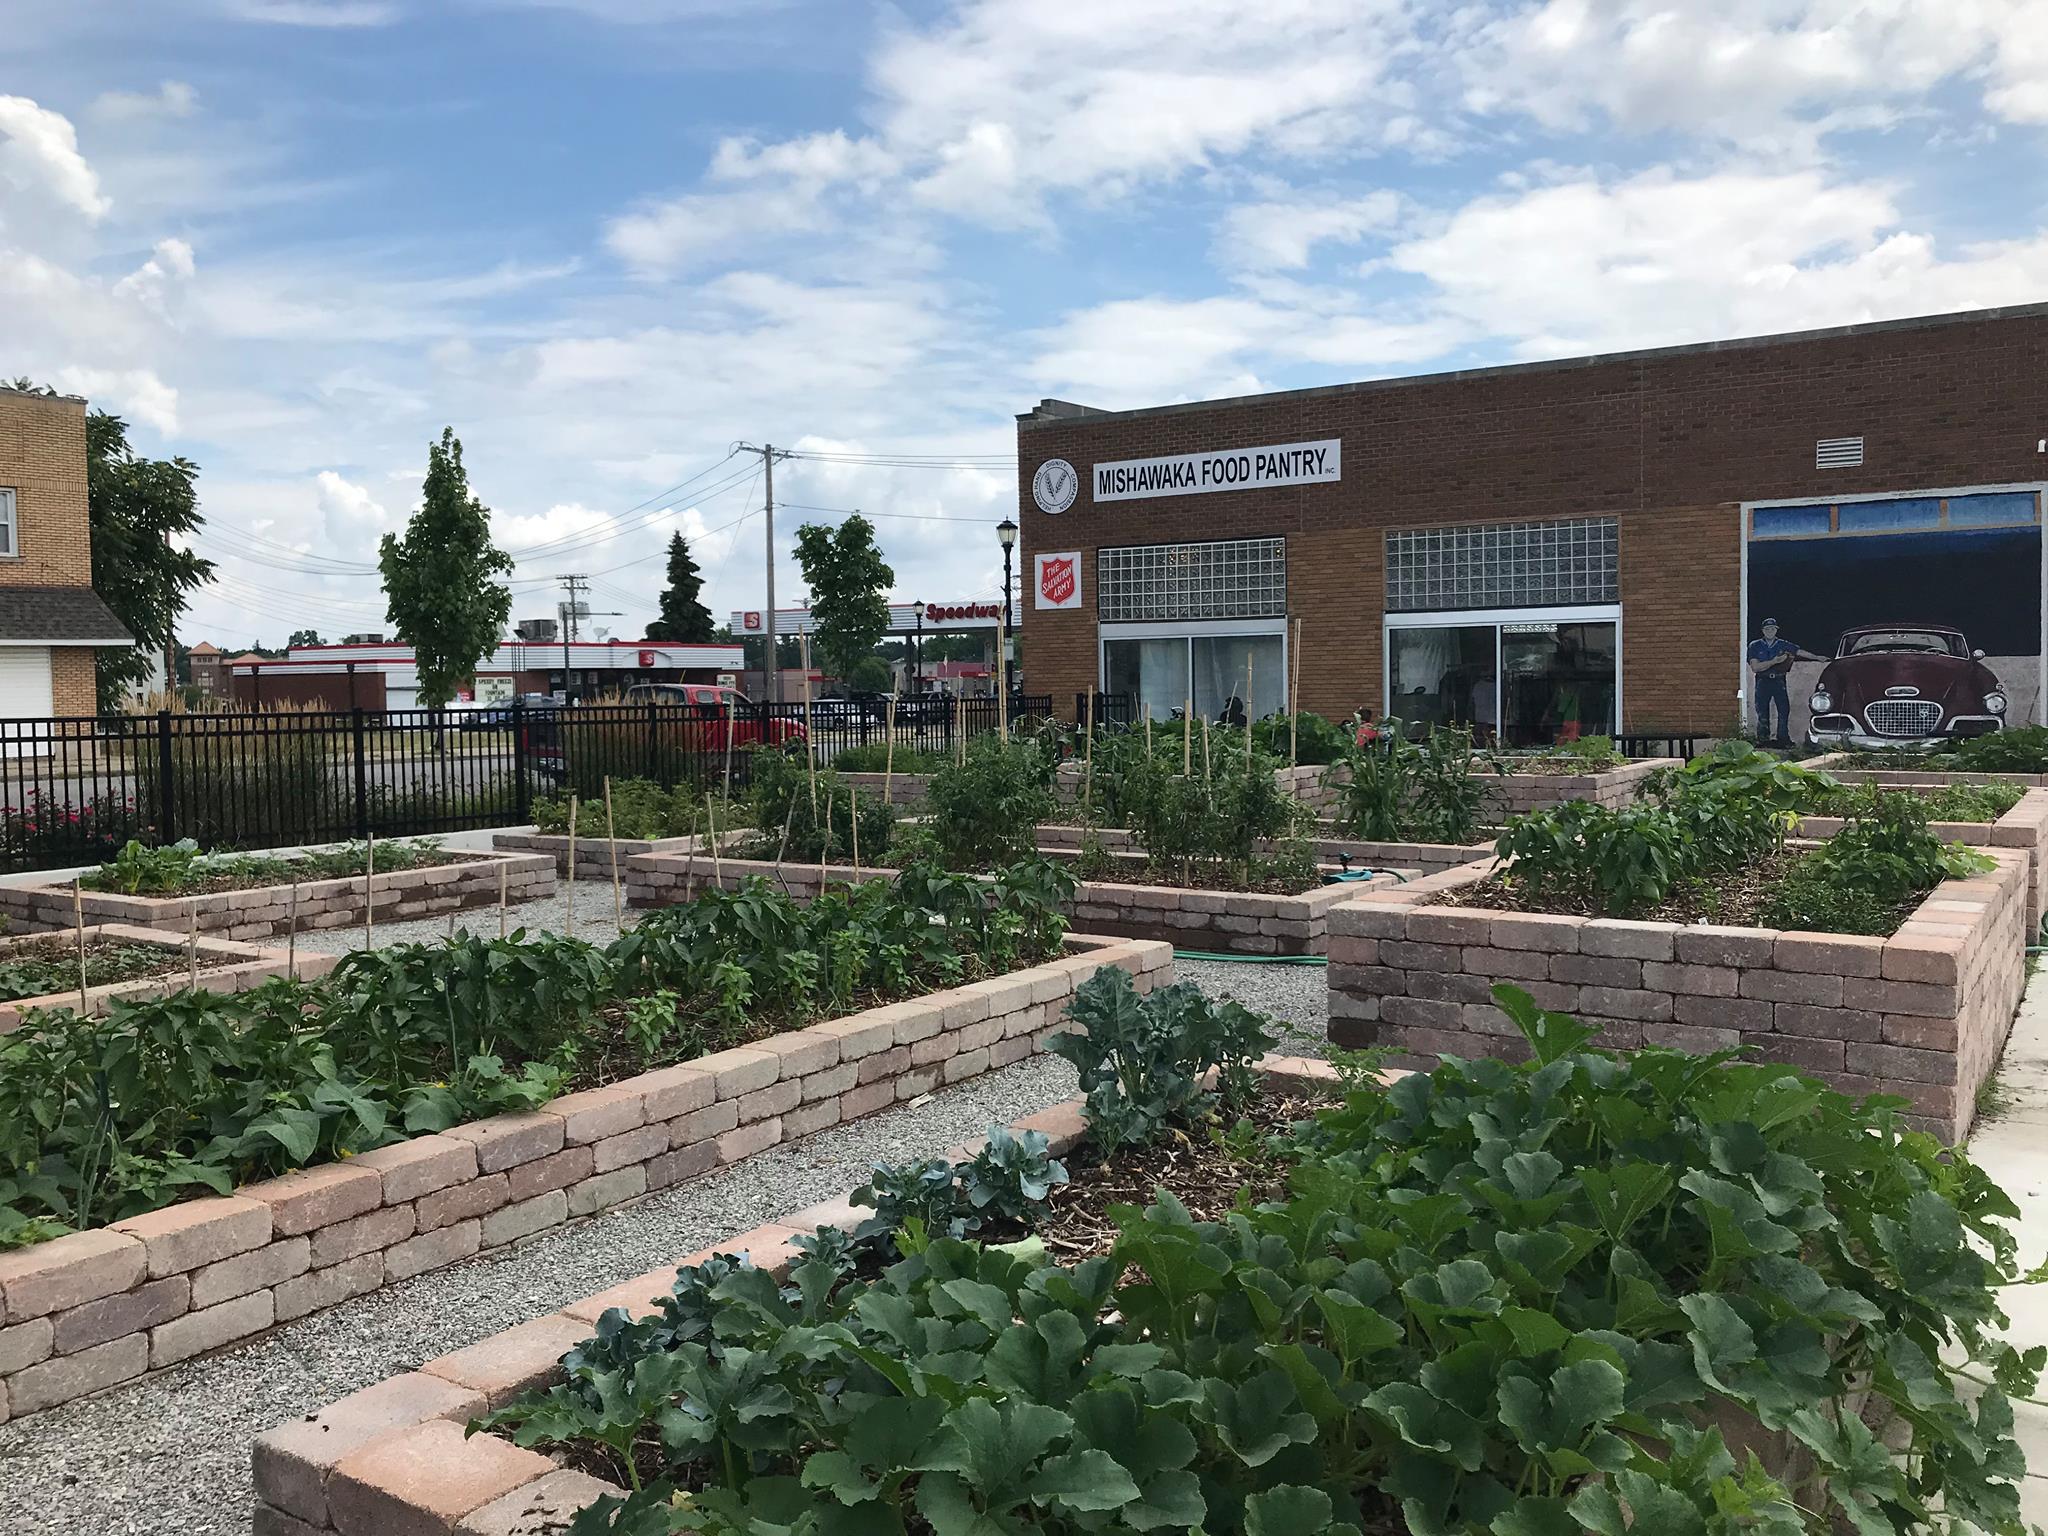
[1439,846,1806,927]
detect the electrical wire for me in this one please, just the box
[501,459,764,564]
[778,502,999,525]
[781,450,1015,470]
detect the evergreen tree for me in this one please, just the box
[643,531,714,642]
[378,429,513,708]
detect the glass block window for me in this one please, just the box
[1097,537,1287,622]
[1385,516,1618,613]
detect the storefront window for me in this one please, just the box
[1103,638,1189,721]
[1191,634,1285,723]
[1500,621,1617,747]
[1388,625,1496,738]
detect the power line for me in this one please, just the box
[781,450,1014,470]
[779,502,1000,525]
[501,458,762,563]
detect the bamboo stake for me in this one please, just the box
[722,691,736,799]
[1246,657,1255,771]
[564,797,578,939]
[800,634,818,816]
[1082,688,1095,811]
[996,612,1008,742]
[704,794,722,891]
[1290,618,1302,767]
[497,861,507,940]
[680,822,699,903]
[288,879,300,979]
[955,695,965,767]
[1202,718,1212,782]
[187,902,198,990]
[820,787,835,890]
[850,788,860,880]
[767,788,796,898]
[708,799,723,888]
[1144,710,1152,753]
[883,695,897,810]
[364,833,376,952]
[604,776,624,933]
[73,879,87,1012]
[1183,699,1192,776]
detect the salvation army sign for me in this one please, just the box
[1093,438,1340,503]
[1036,552,1081,611]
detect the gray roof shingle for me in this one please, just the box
[0,587,135,644]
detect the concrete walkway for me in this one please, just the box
[1962,975,2048,1521]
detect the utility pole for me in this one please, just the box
[733,441,792,701]
[557,573,589,702]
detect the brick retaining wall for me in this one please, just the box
[0,934,1167,1427]
[836,771,935,808]
[1325,847,2028,1140]
[1029,821,1489,877]
[624,846,1417,955]
[0,924,339,1034]
[492,829,709,881]
[250,1050,1341,1536]
[1482,757,1676,818]
[1804,752,2046,787]
[0,851,556,943]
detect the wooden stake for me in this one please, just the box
[604,776,624,933]
[1202,717,1212,783]
[364,833,376,952]
[564,797,578,939]
[704,793,722,888]
[850,789,861,880]
[820,787,835,891]
[679,823,699,903]
[996,612,1008,742]
[800,634,818,816]
[722,690,736,799]
[73,879,87,1013]
[708,797,723,888]
[884,695,897,809]
[497,862,507,940]
[187,902,198,990]
[1290,618,1302,767]
[1083,688,1095,810]
[955,695,965,767]
[288,879,300,979]
[1144,710,1152,753]
[1183,700,1192,776]
[1246,656,1255,771]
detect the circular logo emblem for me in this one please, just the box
[1031,458,1078,515]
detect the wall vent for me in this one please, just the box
[1816,436,1864,469]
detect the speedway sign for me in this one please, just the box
[1091,438,1340,503]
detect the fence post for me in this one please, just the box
[511,698,532,824]
[350,707,370,840]
[154,708,176,845]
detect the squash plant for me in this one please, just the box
[483,983,2040,1535]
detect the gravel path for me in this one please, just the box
[0,868,1333,1536]
[0,1051,1082,1536]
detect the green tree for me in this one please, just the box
[84,410,216,711]
[378,428,513,708]
[793,515,895,681]
[286,628,324,648]
[848,655,892,693]
[642,531,714,642]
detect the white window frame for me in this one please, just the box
[1383,603,1624,740]
[0,488,16,559]
[1096,618,1290,721]
[1738,481,2048,732]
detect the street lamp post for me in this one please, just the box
[913,600,926,702]
[997,518,1018,697]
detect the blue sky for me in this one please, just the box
[4,0,2047,650]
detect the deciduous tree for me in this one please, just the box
[793,515,894,682]
[378,429,513,708]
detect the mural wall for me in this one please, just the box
[1743,491,2043,748]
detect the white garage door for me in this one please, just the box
[0,648,56,721]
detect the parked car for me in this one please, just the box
[619,684,807,748]
[1807,623,2007,748]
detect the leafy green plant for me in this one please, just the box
[1119,737,1309,885]
[1808,778,2023,824]
[829,743,948,774]
[1335,718,1497,844]
[1762,793,1997,934]
[1494,798,1689,915]
[1944,725,2048,773]
[0,939,184,1002]
[851,1128,1067,1249]
[922,733,1056,869]
[1050,967,1277,1155]
[741,749,893,863]
[480,980,2040,1536]
[963,1127,1069,1225]
[79,835,453,895]
[1249,710,1349,766]
[533,780,746,840]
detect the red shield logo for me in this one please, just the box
[1040,558,1075,606]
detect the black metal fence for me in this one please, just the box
[0,696,1052,873]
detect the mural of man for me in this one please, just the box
[1747,618,1826,747]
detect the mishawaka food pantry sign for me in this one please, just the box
[1090,438,1341,503]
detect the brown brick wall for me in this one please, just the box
[0,389,94,589]
[50,647,97,715]
[1017,308,2048,724]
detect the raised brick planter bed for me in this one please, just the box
[0,933,1167,1426]
[625,847,1416,955]
[1482,756,1677,818]
[492,828,709,881]
[1804,751,2045,787]
[1795,787,2048,933]
[0,850,555,944]
[1054,760,1349,813]
[1032,822,1489,878]
[1325,846,2029,1140]
[251,1050,1338,1536]
[0,923,339,1034]
[836,770,934,808]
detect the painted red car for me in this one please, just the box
[1806,623,2007,749]
[621,684,808,749]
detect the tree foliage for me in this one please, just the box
[378,429,514,708]
[79,409,216,711]
[793,515,895,681]
[286,628,324,648]
[643,531,715,643]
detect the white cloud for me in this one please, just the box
[1217,191,1406,271]
[314,470,393,543]
[217,0,397,25]
[92,81,200,122]
[113,236,197,316]
[52,366,179,433]
[0,96,110,221]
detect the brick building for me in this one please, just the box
[1017,303,2048,746]
[0,386,136,715]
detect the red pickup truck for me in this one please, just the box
[621,684,808,748]
[522,685,805,786]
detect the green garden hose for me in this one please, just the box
[1173,949,1329,966]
